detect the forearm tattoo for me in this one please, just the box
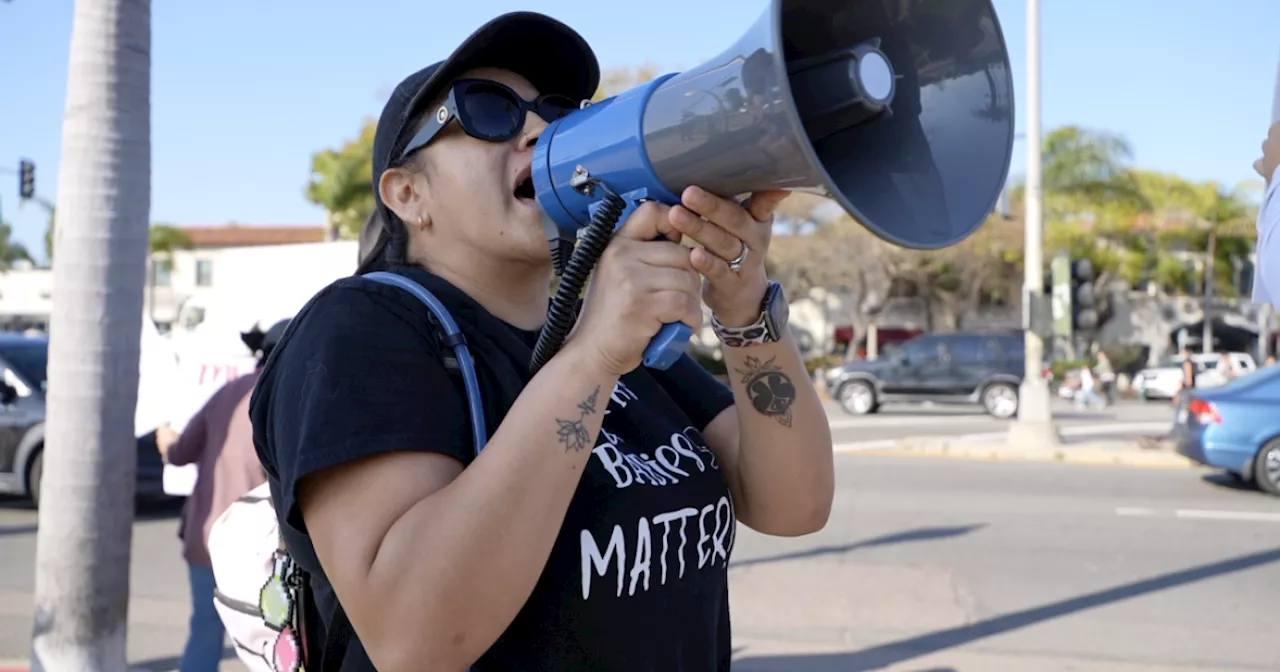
[734,356,797,428]
[556,386,600,452]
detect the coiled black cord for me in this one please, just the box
[530,187,628,376]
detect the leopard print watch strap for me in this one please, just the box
[710,312,772,348]
[709,281,787,347]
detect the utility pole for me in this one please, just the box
[1260,303,1273,362]
[1202,227,1216,354]
[1011,0,1060,447]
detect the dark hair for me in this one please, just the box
[366,113,438,273]
[383,218,411,268]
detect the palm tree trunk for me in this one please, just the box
[30,0,150,670]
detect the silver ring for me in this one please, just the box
[726,243,749,273]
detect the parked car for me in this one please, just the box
[1172,362,1280,495]
[1132,352,1256,400]
[0,333,166,507]
[824,331,1027,419]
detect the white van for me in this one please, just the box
[1133,352,1258,400]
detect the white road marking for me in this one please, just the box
[1174,509,1280,523]
[1067,421,1171,435]
[1112,508,1280,523]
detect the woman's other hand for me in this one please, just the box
[667,187,790,327]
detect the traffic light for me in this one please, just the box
[18,159,34,200]
[1236,257,1255,297]
[1071,258,1098,331]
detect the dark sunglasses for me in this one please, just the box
[397,79,583,163]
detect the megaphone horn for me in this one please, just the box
[530,0,1016,375]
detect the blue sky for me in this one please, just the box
[1,0,1278,262]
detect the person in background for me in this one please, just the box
[156,319,290,672]
[1094,351,1115,404]
[1266,354,1277,367]
[1217,350,1237,382]
[1173,346,1198,405]
[1252,122,1280,308]
[1075,364,1106,410]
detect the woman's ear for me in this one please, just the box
[378,166,432,227]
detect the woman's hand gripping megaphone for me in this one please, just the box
[568,200,703,377]
[669,186,791,328]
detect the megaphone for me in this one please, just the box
[529,0,1016,375]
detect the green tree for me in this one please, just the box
[20,196,59,264]
[0,220,34,269]
[146,223,192,321]
[1040,126,1150,216]
[305,120,377,241]
[31,0,150,668]
[149,222,191,257]
[43,207,56,264]
[1032,126,1159,336]
[592,64,660,101]
[1184,182,1256,298]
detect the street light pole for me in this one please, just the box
[1012,0,1059,446]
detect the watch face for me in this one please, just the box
[764,282,788,337]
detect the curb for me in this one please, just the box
[0,663,183,672]
[843,437,1199,469]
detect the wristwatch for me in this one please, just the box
[710,281,789,347]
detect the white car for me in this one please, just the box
[1133,352,1257,400]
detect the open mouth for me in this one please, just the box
[514,168,535,201]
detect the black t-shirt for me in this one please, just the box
[250,266,738,671]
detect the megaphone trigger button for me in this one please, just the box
[570,165,595,196]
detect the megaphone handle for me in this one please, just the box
[644,322,694,370]
[588,190,695,372]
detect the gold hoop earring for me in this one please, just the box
[417,215,427,230]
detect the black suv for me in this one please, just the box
[0,333,166,506]
[824,331,1027,419]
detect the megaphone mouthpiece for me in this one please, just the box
[787,41,897,143]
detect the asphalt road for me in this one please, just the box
[731,455,1280,672]
[1,405,1272,671]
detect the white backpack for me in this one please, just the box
[208,482,295,672]
[206,271,490,672]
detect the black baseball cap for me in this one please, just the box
[359,12,600,271]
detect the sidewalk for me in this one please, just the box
[857,434,1195,469]
[0,500,249,672]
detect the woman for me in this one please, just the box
[250,12,834,672]
[160,320,287,672]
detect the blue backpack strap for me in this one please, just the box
[303,272,490,672]
[363,271,489,456]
